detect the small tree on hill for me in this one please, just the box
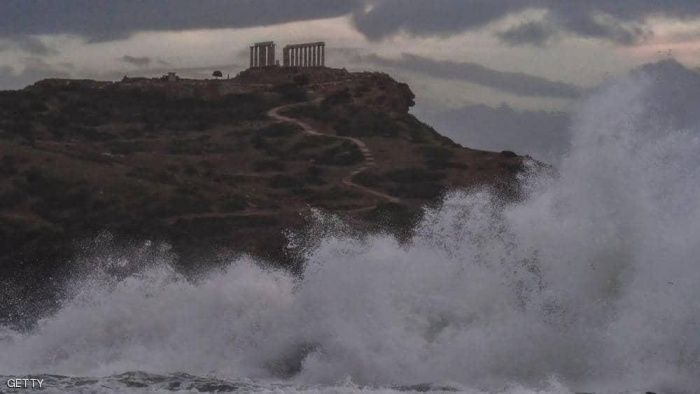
[212,70,223,79]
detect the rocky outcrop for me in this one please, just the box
[0,68,531,324]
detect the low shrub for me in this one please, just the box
[0,155,18,176]
[176,215,279,233]
[315,141,363,166]
[388,182,445,199]
[273,83,308,102]
[168,139,206,155]
[268,174,304,189]
[0,189,23,208]
[257,122,300,138]
[425,160,469,171]
[220,194,247,212]
[288,135,336,155]
[305,165,325,185]
[282,104,326,120]
[351,171,383,187]
[107,141,151,155]
[321,89,351,108]
[364,202,416,229]
[385,167,445,183]
[420,146,454,160]
[253,160,286,172]
[334,111,398,138]
[292,74,310,86]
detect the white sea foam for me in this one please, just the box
[1,60,698,393]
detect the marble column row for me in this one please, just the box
[283,43,325,67]
[250,43,275,67]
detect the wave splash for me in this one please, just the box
[1,60,699,393]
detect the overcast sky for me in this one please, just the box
[2,1,700,162]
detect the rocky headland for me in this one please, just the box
[0,66,530,322]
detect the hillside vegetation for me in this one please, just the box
[0,67,527,323]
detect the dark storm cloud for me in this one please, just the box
[497,21,559,47]
[4,1,699,47]
[413,59,700,165]
[120,55,152,67]
[0,36,57,55]
[365,53,581,99]
[497,14,650,47]
[352,1,700,46]
[0,58,73,90]
[0,0,362,41]
[353,1,527,41]
[547,5,653,46]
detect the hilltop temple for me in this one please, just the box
[249,41,325,68]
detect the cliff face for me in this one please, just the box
[0,67,526,321]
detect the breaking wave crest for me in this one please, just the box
[1,60,699,393]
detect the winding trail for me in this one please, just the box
[267,102,401,204]
[163,99,400,224]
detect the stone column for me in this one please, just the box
[312,45,316,66]
[321,43,325,66]
[270,43,276,66]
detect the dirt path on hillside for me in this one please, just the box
[267,102,401,205]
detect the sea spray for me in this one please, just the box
[1,60,699,393]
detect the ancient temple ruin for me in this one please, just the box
[249,41,325,68]
[282,42,325,67]
[250,41,276,68]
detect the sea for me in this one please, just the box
[0,60,698,393]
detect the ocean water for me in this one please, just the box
[1,60,699,393]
